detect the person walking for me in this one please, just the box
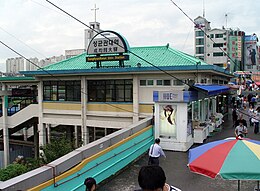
[248,105,255,126]
[232,107,238,127]
[148,138,166,166]
[251,111,259,134]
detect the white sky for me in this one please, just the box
[0,0,259,72]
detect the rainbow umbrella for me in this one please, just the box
[188,138,260,190]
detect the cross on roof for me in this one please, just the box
[91,4,99,22]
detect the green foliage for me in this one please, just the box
[0,137,74,181]
[0,164,28,181]
[25,157,44,171]
[40,137,74,164]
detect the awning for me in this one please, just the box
[194,84,230,96]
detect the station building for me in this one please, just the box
[0,31,233,164]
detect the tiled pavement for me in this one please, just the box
[98,106,260,191]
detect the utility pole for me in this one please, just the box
[225,13,228,29]
[203,0,205,18]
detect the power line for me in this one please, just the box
[0,40,147,116]
[0,26,48,59]
[169,0,241,71]
[1,0,227,119]
[44,0,215,96]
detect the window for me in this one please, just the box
[195,31,204,37]
[215,34,224,38]
[196,38,204,45]
[140,80,146,86]
[157,80,171,86]
[173,80,184,86]
[212,79,218,84]
[88,79,133,102]
[156,80,163,86]
[210,34,214,38]
[196,47,204,54]
[43,81,81,101]
[163,80,171,86]
[213,43,224,47]
[213,52,224,57]
[147,80,154,86]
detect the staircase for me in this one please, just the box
[0,104,39,135]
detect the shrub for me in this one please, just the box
[0,164,28,181]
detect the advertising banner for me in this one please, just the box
[159,105,177,139]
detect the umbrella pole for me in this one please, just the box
[257,180,259,191]
[238,180,240,191]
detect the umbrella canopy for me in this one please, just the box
[188,138,260,180]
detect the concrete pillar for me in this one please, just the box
[37,81,46,147]
[74,125,78,148]
[38,123,46,146]
[23,127,28,141]
[46,124,51,144]
[81,77,88,145]
[33,124,39,158]
[132,75,139,123]
[2,83,9,167]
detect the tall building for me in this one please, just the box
[194,16,211,61]
[5,55,66,75]
[194,16,256,73]
[6,57,38,74]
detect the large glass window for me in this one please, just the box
[88,79,133,102]
[43,81,81,101]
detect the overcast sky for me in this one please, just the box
[0,0,259,72]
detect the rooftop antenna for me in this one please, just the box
[225,13,228,29]
[91,4,99,22]
[203,0,205,17]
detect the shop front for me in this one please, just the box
[153,90,197,151]
[153,84,230,151]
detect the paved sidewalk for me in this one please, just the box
[98,109,260,191]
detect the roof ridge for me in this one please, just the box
[130,45,168,50]
[169,47,207,65]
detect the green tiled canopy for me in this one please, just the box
[43,45,208,71]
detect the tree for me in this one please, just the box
[40,137,74,164]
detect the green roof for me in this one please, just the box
[21,45,232,77]
[42,45,208,71]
